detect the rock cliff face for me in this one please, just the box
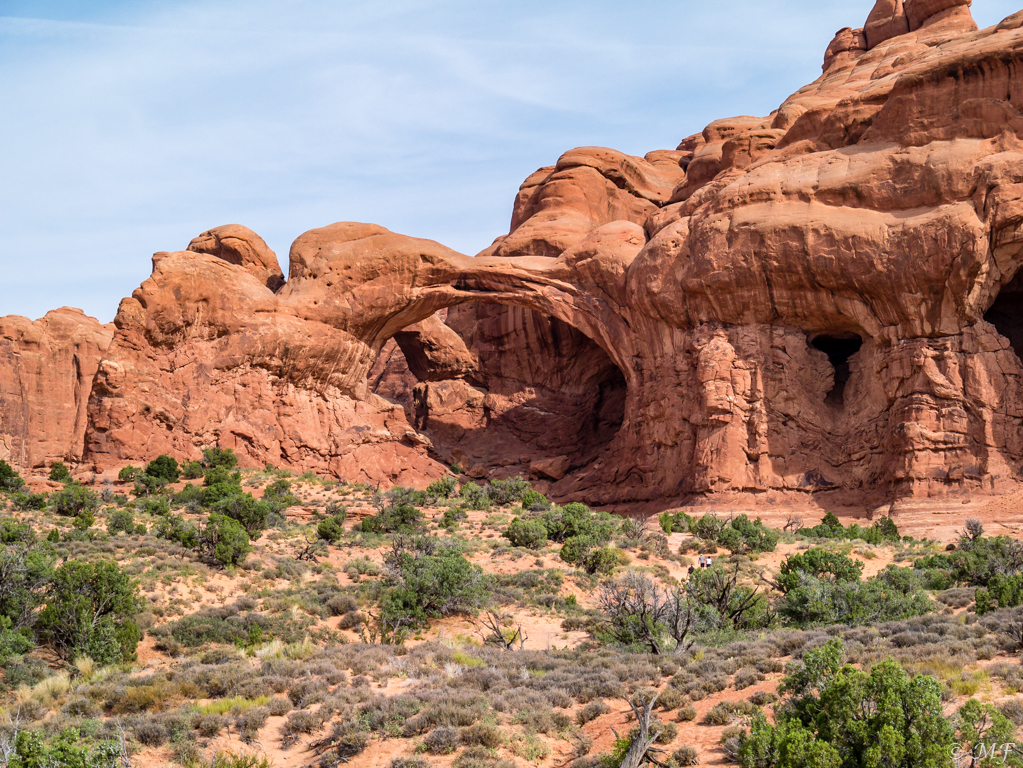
[2,0,1022,507]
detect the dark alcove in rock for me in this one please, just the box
[812,334,864,407]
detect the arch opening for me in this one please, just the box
[811,333,863,407]
[985,270,1023,363]
[370,302,627,481]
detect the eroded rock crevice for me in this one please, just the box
[985,272,1023,363]
[811,334,864,407]
[370,304,627,482]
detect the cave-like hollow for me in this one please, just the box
[985,270,1023,363]
[369,303,627,480]
[812,333,864,407]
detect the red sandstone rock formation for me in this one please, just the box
[2,0,1023,507]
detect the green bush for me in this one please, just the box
[132,473,167,497]
[145,455,180,483]
[11,492,47,511]
[690,514,725,541]
[380,537,492,639]
[975,572,1023,615]
[0,615,33,665]
[539,503,617,544]
[197,513,251,567]
[202,447,238,470]
[717,514,778,555]
[137,496,171,516]
[48,462,71,482]
[182,460,204,479]
[658,511,692,534]
[0,459,24,491]
[504,518,549,549]
[37,559,142,663]
[50,482,99,518]
[117,465,141,482]
[520,489,550,511]
[737,639,954,768]
[263,478,300,512]
[777,548,863,594]
[487,477,530,505]
[362,503,423,534]
[425,476,457,499]
[202,481,242,506]
[0,518,35,544]
[106,508,136,535]
[215,493,272,536]
[779,565,932,627]
[317,515,346,543]
[459,481,492,511]
[155,514,198,548]
[4,728,126,768]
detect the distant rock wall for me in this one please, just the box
[2,0,1022,506]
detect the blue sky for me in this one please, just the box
[1,0,1019,322]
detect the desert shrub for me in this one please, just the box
[262,478,300,512]
[338,612,365,630]
[145,455,181,483]
[48,462,71,482]
[203,465,239,487]
[487,477,530,505]
[777,548,863,593]
[676,704,697,722]
[155,513,198,548]
[459,481,492,511]
[196,513,251,567]
[703,700,756,725]
[36,559,142,663]
[11,491,47,510]
[998,697,1023,726]
[362,503,423,534]
[799,512,900,546]
[737,639,953,768]
[282,708,322,736]
[215,493,271,536]
[0,728,126,768]
[317,515,345,543]
[194,713,228,737]
[426,476,458,499]
[182,460,204,479]
[117,465,140,482]
[424,725,461,754]
[673,746,699,766]
[106,508,136,535]
[733,667,765,690]
[976,572,1023,615]
[717,514,778,555]
[0,517,35,544]
[50,482,99,517]
[0,615,34,665]
[137,495,170,516]
[380,537,492,638]
[779,564,932,627]
[749,691,779,707]
[391,758,432,768]
[521,489,549,511]
[460,723,503,748]
[133,473,168,497]
[690,514,726,541]
[658,511,692,535]
[577,700,610,725]
[0,459,24,490]
[327,594,358,616]
[539,503,617,544]
[203,447,238,469]
[267,696,293,716]
[504,518,548,550]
